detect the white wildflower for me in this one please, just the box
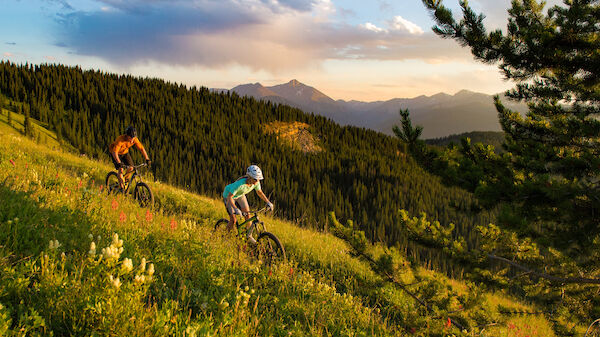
[139,257,146,272]
[134,275,146,284]
[49,239,61,250]
[89,242,96,256]
[88,234,93,239]
[147,263,155,276]
[60,252,66,260]
[122,258,133,273]
[109,275,121,288]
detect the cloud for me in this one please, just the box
[53,0,470,72]
[5,42,17,45]
[390,16,423,35]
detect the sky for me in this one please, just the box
[0,0,563,102]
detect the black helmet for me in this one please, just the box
[125,126,137,138]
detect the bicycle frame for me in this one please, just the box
[120,163,146,192]
[231,208,268,237]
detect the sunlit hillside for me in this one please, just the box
[0,108,561,336]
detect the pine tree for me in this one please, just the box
[7,109,11,127]
[24,107,31,137]
[419,0,600,330]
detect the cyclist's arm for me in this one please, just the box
[140,147,150,161]
[256,189,271,205]
[134,138,150,161]
[225,192,236,209]
[111,151,122,166]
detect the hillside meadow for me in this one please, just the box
[0,112,557,336]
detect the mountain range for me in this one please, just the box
[217,79,527,139]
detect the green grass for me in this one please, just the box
[0,115,559,336]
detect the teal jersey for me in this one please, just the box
[222,178,261,199]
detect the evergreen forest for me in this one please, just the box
[0,61,493,273]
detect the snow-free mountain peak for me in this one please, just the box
[223,80,527,138]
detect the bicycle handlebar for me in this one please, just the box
[121,163,148,169]
[241,207,270,216]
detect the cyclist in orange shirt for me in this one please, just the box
[109,126,151,190]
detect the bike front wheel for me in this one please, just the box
[134,182,154,207]
[256,232,286,265]
[105,171,122,195]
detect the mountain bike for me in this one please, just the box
[105,163,154,208]
[214,208,286,265]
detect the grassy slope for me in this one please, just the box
[0,114,557,336]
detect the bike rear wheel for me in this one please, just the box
[105,171,122,195]
[134,182,154,207]
[256,232,286,265]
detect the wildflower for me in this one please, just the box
[49,239,61,250]
[112,233,123,247]
[109,275,121,288]
[445,317,452,329]
[147,263,155,276]
[170,219,177,230]
[89,242,96,256]
[134,275,146,284]
[61,252,66,260]
[122,258,133,273]
[9,159,15,167]
[139,257,146,272]
[119,211,126,222]
[88,234,93,239]
[83,172,89,178]
[145,210,153,222]
[97,235,101,242]
[111,199,118,210]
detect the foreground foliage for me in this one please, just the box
[0,117,555,335]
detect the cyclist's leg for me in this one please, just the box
[122,153,134,181]
[236,196,257,244]
[236,195,251,221]
[223,197,237,231]
[109,153,126,189]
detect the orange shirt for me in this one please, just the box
[109,135,144,155]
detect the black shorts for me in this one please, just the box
[110,153,133,170]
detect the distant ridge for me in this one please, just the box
[222,80,528,138]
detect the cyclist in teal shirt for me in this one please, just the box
[223,165,274,233]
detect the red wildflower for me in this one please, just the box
[145,210,153,222]
[445,317,452,329]
[78,180,83,189]
[119,211,127,222]
[25,163,28,169]
[56,173,59,178]
[111,199,118,210]
[9,159,15,167]
[289,267,294,276]
[268,269,272,277]
[170,219,177,230]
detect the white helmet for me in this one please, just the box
[246,165,264,180]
